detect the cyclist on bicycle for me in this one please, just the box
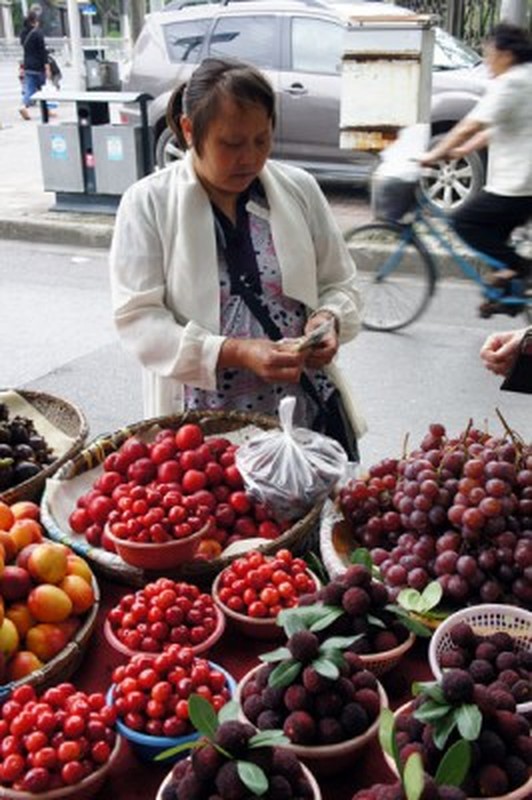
[420,23,532,316]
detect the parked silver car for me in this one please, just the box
[121,0,487,210]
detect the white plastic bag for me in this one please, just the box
[235,396,348,520]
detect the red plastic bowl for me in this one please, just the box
[211,570,321,641]
[103,603,226,658]
[104,523,205,570]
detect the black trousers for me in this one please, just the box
[452,190,532,275]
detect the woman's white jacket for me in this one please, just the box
[110,152,366,436]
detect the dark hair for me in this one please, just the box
[166,57,276,156]
[487,23,532,64]
[26,11,39,25]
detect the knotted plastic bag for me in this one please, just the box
[235,396,348,520]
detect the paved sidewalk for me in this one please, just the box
[0,115,371,249]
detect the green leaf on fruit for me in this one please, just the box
[309,606,345,632]
[321,649,346,669]
[237,760,268,796]
[320,634,361,651]
[349,547,373,570]
[413,699,452,724]
[412,681,445,704]
[435,739,471,787]
[367,614,386,629]
[397,588,424,613]
[268,660,302,689]
[386,605,431,638]
[420,581,443,610]
[455,704,482,741]
[277,608,308,636]
[218,700,239,724]
[249,730,290,749]
[188,694,218,740]
[432,712,458,751]
[312,656,339,680]
[378,708,402,778]
[154,738,202,761]
[304,551,329,585]
[259,646,291,663]
[404,752,425,800]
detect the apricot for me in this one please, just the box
[9,519,43,552]
[65,554,94,585]
[28,542,68,585]
[0,502,14,532]
[58,575,95,615]
[0,530,18,563]
[0,565,32,601]
[16,542,40,571]
[26,623,69,662]
[0,618,20,658]
[9,501,41,522]
[27,584,73,623]
[7,650,43,681]
[6,602,35,638]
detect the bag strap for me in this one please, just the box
[22,28,37,49]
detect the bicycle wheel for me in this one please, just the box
[344,221,437,331]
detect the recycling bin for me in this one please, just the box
[340,14,436,151]
[38,124,85,193]
[92,125,149,194]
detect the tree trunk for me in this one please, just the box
[129,0,146,42]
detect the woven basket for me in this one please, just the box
[0,390,89,505]
[428,604,532,714]
[358,631,416,678]
[40,410,323,588]
[0,575,100,702]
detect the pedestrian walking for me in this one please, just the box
[19,10,49,120]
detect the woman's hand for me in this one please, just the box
[302,312,339,369]
[219,338,306,383]
[480,328,526,376]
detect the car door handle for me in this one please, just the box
[284,83,308,96]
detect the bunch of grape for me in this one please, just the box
[0,404,54,490]
[338,424,532,608]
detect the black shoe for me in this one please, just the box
[478,300,525,318]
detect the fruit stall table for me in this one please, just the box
[75,577,434,800]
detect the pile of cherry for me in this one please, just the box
[68,424,289,559]
[338,423,531,608]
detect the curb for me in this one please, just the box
[0,215,114,248]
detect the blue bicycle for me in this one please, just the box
[344,191,532,331]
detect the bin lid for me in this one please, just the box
[32,90,152,104]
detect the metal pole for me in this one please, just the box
[66,0,84,90]
[499,0,528,26]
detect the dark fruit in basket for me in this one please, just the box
[337,424,532,608]
[69,424,288,555]
[0,412,55,491]
[301,564,411,656]
[439,622,532,702]
[0,683,116,792]
[163,719,314,800]
[392,668,531,796]
[352,782,467,800]
[242,631,382,747]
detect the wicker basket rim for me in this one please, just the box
[0,389,89,505]
[42,409,322,583]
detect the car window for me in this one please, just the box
[207,15,277,69]
[290,17,343,74]
[433,28,482,70]
[163,18,210,63]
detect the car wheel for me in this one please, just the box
[155,126,186,169]
[419,134,485,213]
